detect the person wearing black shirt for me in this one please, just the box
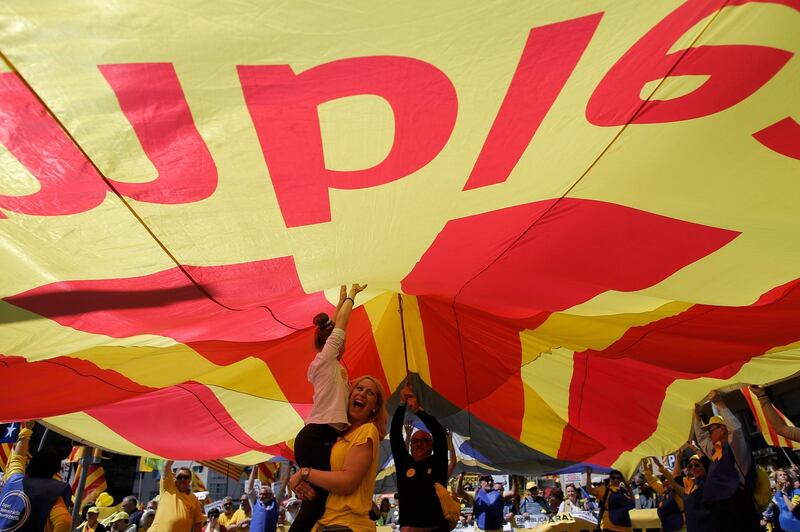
[390,382,450,531]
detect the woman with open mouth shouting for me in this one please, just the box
[289,375,388,532]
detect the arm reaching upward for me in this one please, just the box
[334,284,367,330]
[751,385,800,442]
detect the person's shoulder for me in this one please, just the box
[351,422,380,441]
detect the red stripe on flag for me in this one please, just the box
[5,259,332,344]
[403,198,738,317]
[564,278,800,464]
[0,443,12,472]
[86,382,292,460]
[0,356,154,421]
[198,459,244,480]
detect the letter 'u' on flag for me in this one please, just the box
[741,386,796,449]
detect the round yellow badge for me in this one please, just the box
[406,468,416,478]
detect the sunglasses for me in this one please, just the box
[175,475,191,480]
[610,476,623,481]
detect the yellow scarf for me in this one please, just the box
[711,441,723,461]
[683,477,696,494]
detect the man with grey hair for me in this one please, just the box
[121,496,142,529]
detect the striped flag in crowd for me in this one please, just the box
[191,471,207,492]
[67,445,88,463]
[71,465,107,506]
[69,447,108,507]
[0,423,20,472]
[257,462,280,484]
[198,460,244,481]
[0,443,12,473]
[741,386,796,449]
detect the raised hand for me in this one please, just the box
[349,284,368,297]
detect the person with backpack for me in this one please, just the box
[694,390,761,531]
[584,466,634,532]
[0,421,72,532]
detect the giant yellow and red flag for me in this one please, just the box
[1,1,800,475]
[199,460,244,481]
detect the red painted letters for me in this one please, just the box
[464,13,602,190]
[0,72,107,218]
[586,0,796,126]
[753,117,800,160]
[238,56,457,227]
[98,63,218,203]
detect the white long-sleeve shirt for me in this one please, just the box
[305,328,350,429]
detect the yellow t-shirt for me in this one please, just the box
[231,508,250,529]
[315,423,380,532]
[149,469,204,532]
[219,511,238,527]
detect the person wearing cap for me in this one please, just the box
[457,473,507,532]
[0,421,72,532]
[693,390,760,531]
[389,381,450,531]
[107,511,134,532]
[78,507,108,532]
[244,465,278,532]
[681,454,714,532]
[519,481,550,517]
[148,460,204,532]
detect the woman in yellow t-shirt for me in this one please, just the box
[288,375,388,532]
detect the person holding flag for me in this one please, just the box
[749,385,800,443]
[694,390,761,532]
[0,420,72,532]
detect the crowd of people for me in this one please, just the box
[2,285,799,532]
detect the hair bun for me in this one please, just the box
[313,313,331,328]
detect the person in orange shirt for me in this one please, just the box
[148,461,204,532]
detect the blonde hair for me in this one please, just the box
[351,375,388,439]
